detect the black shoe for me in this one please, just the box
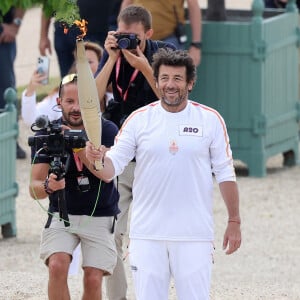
[17,143,26,159]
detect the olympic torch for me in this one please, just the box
[76,38,102,170]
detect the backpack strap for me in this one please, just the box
[44,205,55,228]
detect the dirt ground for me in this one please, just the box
[1,119,300,300]
[2,2,300,299]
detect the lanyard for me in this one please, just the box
[115,57,139,101]
[73,152,83,172]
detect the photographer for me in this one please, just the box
[121,0,202,66]
[94,5,176,299]
[21,41,106,126]
[29,73,119,299]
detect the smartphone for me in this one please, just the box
[37,56,50,85]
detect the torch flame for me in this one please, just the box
[74,19,88,39]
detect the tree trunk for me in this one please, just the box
[206,0,227,21]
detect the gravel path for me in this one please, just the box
[1,120,299,300]
[2,2,300,299]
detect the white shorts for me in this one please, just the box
[129,239,214,300]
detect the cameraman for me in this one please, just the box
[29,73,119,299]
[95,5,176,299]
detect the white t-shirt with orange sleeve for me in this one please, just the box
[106,100,236,242]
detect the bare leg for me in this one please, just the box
[48,252,71,300]
[82,266,104,300]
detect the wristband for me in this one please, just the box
[228,219,241,225]
[44,177,54,195]
[190,42,202,49]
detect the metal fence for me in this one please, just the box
[0,88,18,237]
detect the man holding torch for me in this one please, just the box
[95,5,176,299]
[87,48,241,299]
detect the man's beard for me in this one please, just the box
[62,111,83,127]
[161,87,188,108]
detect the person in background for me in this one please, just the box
[264,0,300,9]
[22,82,60,127]
[121,0,202,66]
[86,48,241,300]
[109,0,123,31]
[0,6,26,159]
[29,73,119,299]
[39,0,122,78]
[95,5,176,299]
[21,41,111,126]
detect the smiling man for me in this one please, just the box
[86,48,242,300]
[95,6,176,299]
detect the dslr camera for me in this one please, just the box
[114,33,140,49]
[28,115,86,158]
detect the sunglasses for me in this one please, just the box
[59,73,78,96]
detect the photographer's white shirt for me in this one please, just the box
[21,90,61,126]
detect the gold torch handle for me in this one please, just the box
[76,38,103,170]
[81,108,102,170]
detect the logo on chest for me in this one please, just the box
[179,125,203,137]
[169,140,179,155]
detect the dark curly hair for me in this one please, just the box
[152,48,196,84]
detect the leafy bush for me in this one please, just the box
[1,0,79,24]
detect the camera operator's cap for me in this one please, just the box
[59,73,78,96]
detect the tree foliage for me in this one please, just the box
[0,0,79,24]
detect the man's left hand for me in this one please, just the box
[223,221,242,255]
[188,46,201,67]
[0,23,19,43]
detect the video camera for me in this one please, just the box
[114,33,140,49]
[28,115,86,158]
[28,115,86,227]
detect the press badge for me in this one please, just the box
[77,176,90,192]
[179,125,203,137]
